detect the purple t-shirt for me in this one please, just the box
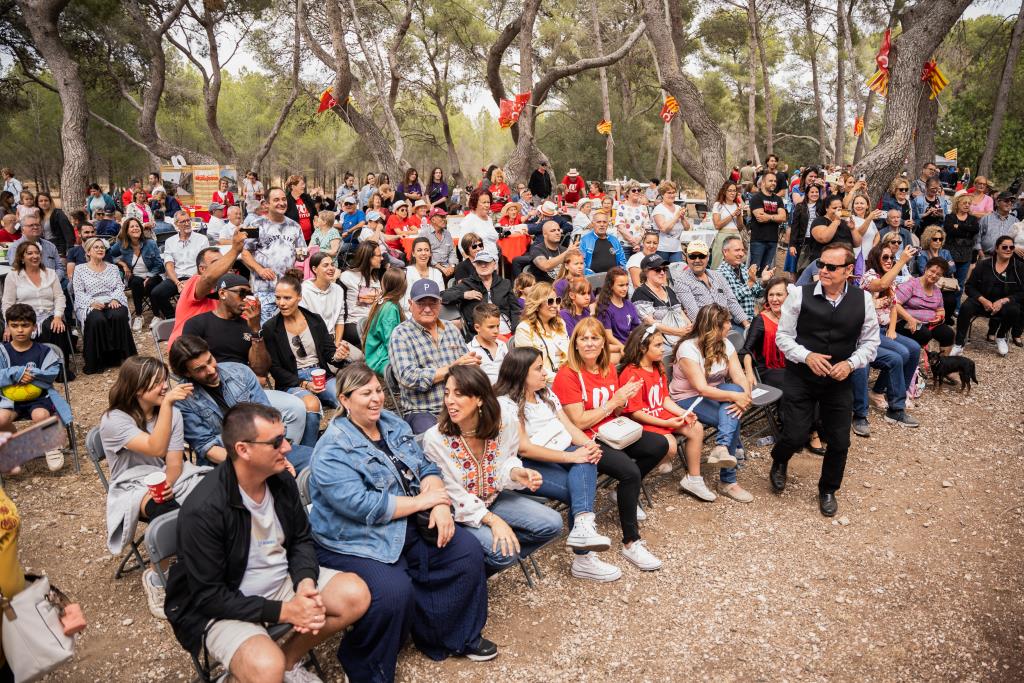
[560,308,590,336]
[597,299,640,343]
[895,277,942,324]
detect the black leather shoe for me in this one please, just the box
[769,461,787,492]
[805,441,826,456]
[818,492,838,517]
[464,637,499,661]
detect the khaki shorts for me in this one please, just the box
[204,567,341,673]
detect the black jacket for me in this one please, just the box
[441,271,521,339]
[788,199,822,255]
[528,168,552,199]
[44,208,76,255]
[964,256,1024,304]
[285,192,318,227]
[165,461,318,656]
[262,306,339,390]
[942,213,980,263]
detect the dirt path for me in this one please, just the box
[11,320,1023,682]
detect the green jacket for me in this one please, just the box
[364,301,402,374]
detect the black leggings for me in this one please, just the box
[896,320,955,348]
[126,274,163,315]
[955,298,1022,345]
[597,431,668,544]
[343,322,363,349]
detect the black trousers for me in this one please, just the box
[896,320,955,348]
[771,366,853,494]
[597,431,667,544]
[150,275,188,319]
[82,306,137,373]
[955,298,1022,345]
[126,274,163,315]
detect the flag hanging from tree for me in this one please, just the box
[498,92,532,128]
[944,148,958,161]
[659,96,679,123]
[921,60,949,100]
[596,120,612,135]
[316,87,337,114]
[866,29,891,97]
[853,117,864,137]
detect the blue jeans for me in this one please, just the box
[676,383,742,484]
[288,367,340,409]
[460,491,563,568]
[953,261,970,314]
[523,447,597,556]
[265,389,309,446]
[749,241,777,275]
[256,291,278,325]
[852,367,869,419]
[656,250,683,263]
[873,332,920,411]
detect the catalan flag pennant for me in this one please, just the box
[921,60,949,100]
[316,87,337,114]
[498,92,532,129]
[596,119,612,135]
[866,29,891,97]
[659,96,679,123]
[943,148,957,161]
[853,117,864,137]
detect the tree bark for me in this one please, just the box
[15,0,90,210]
[854,0,975,203]
[752,0,775,156]
[803,0,829,163]
[642,0,726,198]
[744,6,758,164]
[852,90,875,164]
[834,0,849,164]
[913,86,939,175]
[590,0,614,182]
[978,0,1024,177]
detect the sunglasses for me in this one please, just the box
[291,335,308,358]
[932,237,944,242]
[880,255,894,263]
[629,188,642,194]
[815,259,849,272]
[687,253,708,261]
[545,296,562,306]
[998,245,1014,251]
[470,242,483,249]
[228,288,253,297]
[648,266,667,274]
[241,433,287,450]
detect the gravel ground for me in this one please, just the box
[9,318,1023,682]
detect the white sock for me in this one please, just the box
[687,475,703,483]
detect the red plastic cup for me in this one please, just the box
[310,369,327,393]
[144,472,170,503]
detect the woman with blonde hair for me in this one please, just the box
[488,167,511,212]
[651,180,690,263]
[513,282,569,384]
[942,192,979,307]
[968,176,993,219]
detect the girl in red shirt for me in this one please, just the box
[618,325,716,502]
[488,167,511,213]
[211,176,235,208]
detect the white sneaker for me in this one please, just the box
[679,475,717,502]
[620,540,662,571]
[609,489,647,521]
[44,449,64,472]
[950,344,964,356]
[142,568,166,620]
[570,552,622,582]
[997,338,1009,356]
[708,445,737,469]
[566,513,611,552]
[283,663,324,683]
[656,462,674,475]
[132,316,144,332]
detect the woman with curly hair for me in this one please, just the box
[513,282,569,384]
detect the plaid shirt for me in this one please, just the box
[716,262,764,320]
[669,262,749,325]
[387,318,468,414]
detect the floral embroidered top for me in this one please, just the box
[421,409,524,527]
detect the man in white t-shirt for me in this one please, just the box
[165,403,370,683]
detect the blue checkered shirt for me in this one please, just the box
[716,262,764,320]
[387,318,468,415]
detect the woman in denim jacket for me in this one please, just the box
[309,363,496,682]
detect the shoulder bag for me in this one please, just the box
[1,574,84,682]
[577,371,642,449]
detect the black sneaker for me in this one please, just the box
[852,417,871,438]
[464,637,498,662]
[884,410,919,428]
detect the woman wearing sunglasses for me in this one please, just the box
[881,178,916,234]
[630,254,691,346]
[953,235,1024,356]
[615,182,652,257]
[263,272,352,412]
[453,232,484,284]
[914,225,959,319]
[514,283,569,384]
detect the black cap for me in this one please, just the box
[996,191,1015,202]
[217,273,250,290]
[640,254,668,270]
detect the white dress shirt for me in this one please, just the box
[162,232,211,278]
[775,282,880,371]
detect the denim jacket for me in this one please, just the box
[579,230,627,274]
[309,410,442,563]
[0,342,71,424]
[912,194,949,232]
[108,239,165,276]
[176,362,268,462]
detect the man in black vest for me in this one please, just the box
[769,242,880,517]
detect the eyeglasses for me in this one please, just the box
[241,433,287,450]
[896,187,909,192]
[470,242,483,249]
[629,188,641,194]
[815,259,849,272]
[228,288,252,297]
[291,335,307,357]
[687,253,708,261]
[880,255,894,263]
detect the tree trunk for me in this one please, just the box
[749,0,774,156]
[642,0,726,198]
[803,0,828,163]
[852,90,876,164]
[854,0,974,203]
[834,0,849,164]
[17,0,91,210]
[978,0,1024,177]
[913,87,939,175]
[744,12,758,164]
[590,0,614,182]
[247,12,302,172]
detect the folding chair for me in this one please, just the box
[296,467,312,509]
[86,427,147,578]
[42,343,80,472]
[144,512,322,683]
[585,272,606,290]
[383,364,407,418]
[726,330,782,442]
[439,303,462,322]
[150,318,176,364]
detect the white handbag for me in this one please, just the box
[595,415,643,449]
[1,575,76,682]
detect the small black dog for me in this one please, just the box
[928,351,979,393]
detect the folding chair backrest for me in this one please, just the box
[144,509,179,587]
[41,342,72,397]
[439,303,462,322]
[586,272,606,290]
[663,353,674,382]
[296,468,312,508]
[727,329,746,354]
[85,427,109,490]
[151,318,176,363]
[384,364,406,416]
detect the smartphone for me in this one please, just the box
[0,417,66,473]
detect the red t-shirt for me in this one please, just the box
[0,229,19,244]
[489,183,510,212]
[295,197,313,241]
[168,276,217,346]
[562,176,585,203]
[384,215,407,246]
[619,364,672,435]
[552,365,619,438]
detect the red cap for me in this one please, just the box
[429,207,448,217]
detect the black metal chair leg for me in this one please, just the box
[517,558,535,588]
[529,555,542,580]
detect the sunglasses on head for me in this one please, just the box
[241,433,287,450]
[291,335,307,357]
[545,296,562,306]
[815,259,849,272]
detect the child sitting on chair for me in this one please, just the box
[0,303,70,471]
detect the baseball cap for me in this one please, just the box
[208,201,225,212]
[409,278,442,301]
[366,210,383,222]
[217,273,249,291]
[342,196,357,205]
[429,207,448,218]
[473,248,498,263]
[996,191,1014,202]
[539,201,558,216]
[640,254,668,270]
[686,240,710,256]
